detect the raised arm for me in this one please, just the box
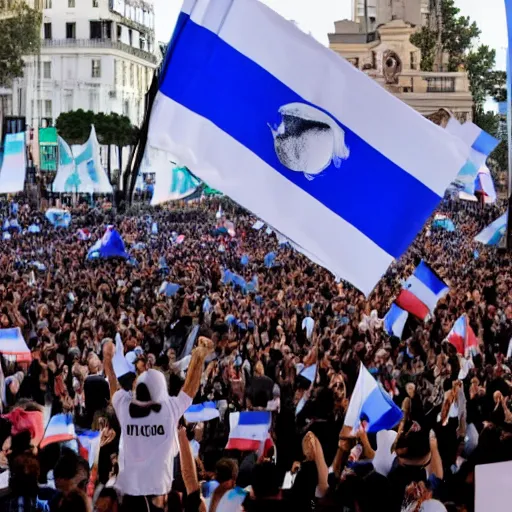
[102,339,120,401]
[182,337,214,399]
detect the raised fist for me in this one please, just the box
[196,336,214,357]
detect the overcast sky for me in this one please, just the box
[154,0,508,69]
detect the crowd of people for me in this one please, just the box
[0,194,509,512]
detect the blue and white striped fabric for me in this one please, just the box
[446,118,499,195]
[264,252,276,268]
[77,429,101,468]
[474,211,508,246]
[384,303,408,339]
[45,208,71,228]
[474,165,497,202]
[148,0,468,295]
[344,363,403,433]
[41,413,76,448]
[159,281,181,297]
[184,402,220,423]
[432,214,455,232]
[299,364,316,383]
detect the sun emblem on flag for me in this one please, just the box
[269,102,350,181]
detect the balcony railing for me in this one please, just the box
[426,77,456,93]
[42,38,157,64]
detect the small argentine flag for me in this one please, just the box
[147,0,469,295]
[226,411,272,452]
[77,429,101,468]
[446,118,499,196]
[0,327,31,363]
[344,364,402,433]
[395,261,449,321]
[474,211,507,246]
[40,413,76,449]
[184,402,220,423]
[384,303,408,339]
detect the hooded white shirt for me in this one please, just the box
[113,369,192,496]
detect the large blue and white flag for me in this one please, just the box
[147,0,469,295]
[0,132,26,194]
[474,211,508,246]
[344,363,403,433]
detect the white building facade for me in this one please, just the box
[353,0,430,31]
[12,0,158,129]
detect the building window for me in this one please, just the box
[89,90,99,112]
[130,63,134,87]
[66,22,76,39]
[64,57,75,79]
[44,23,52,40]
[92,0,98,6]
[128,29,133,47]
[68,0,75,7]
[64,90,73,112]
[114,59,118,86]
[43,61,51,79]
[410,52,418,70]
[44,100,52,118]
[43,0,51,8]
[90,21,102,39]
[123,100,129,118]
[91,59,101,78]
[122,62,126,86]
[117,25,122,40]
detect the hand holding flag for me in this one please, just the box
[344,363,402,434]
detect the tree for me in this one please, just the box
[439,0,480,72]
[55,109,95,145]
[0,2,41,87]
[466,46,499,110]
[108,113,136,180]
[410,0,480,73]
[410,0,507,172]
[94,112,116,181]
[56,110,138,189]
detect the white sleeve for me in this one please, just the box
[112,389,131,421]
[168,391,193,421]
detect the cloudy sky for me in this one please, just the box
[154,0,508,69]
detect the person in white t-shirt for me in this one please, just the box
[102,336,214,512]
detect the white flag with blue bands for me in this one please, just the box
[149,0,469,295]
